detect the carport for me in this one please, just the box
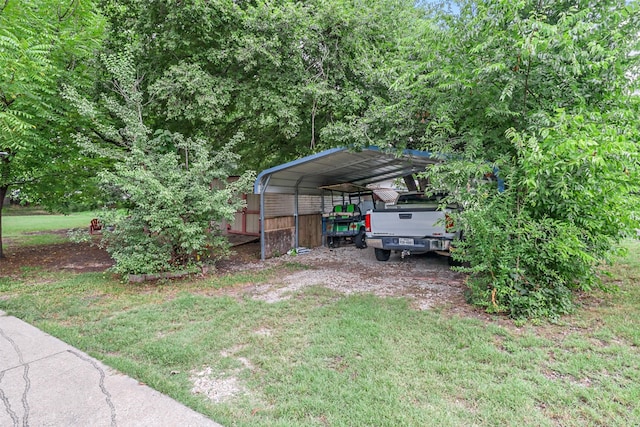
[254,146,440,260]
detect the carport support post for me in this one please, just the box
[294,197,299,249]
[321,190,326,247]
[259,175,271,261]
[294,179,302,249]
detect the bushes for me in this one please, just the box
[457,194,593,319]
[440,111,639,319]
[96,133,254,276]
[66,52,254,276]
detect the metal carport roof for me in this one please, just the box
[254,146,439,196]
[253,146,440,259]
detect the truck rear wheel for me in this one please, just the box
[374,248,391,261]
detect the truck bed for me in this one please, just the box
[365,207,452,239]
[364,194,458,260]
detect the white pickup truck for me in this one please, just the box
[364,192,459,261]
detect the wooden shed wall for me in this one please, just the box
[262,213,323,258]
[227,194,260,235]
[226,193,343,258]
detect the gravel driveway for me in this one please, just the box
[229,244,468,311]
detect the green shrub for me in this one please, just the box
[441,111,638,319]
[98,134,253,275]
[66,52,254,276]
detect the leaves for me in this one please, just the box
[411,0,640,318]
[0,0,106,257]
[68,53,255,275]
[99,0,420,169]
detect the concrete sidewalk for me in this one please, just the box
[0,310,222,426]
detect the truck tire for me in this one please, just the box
[355,229,367,249]
[374,248,391,261]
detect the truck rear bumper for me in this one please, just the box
[366,237,452,253]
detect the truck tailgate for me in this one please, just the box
[368,209,450,238]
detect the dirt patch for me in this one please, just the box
[1,239,114,277]
[190,366,246,403]
[0,234,258,278]
[243,245,470,311]
[1,235,477,316]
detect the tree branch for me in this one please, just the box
[6,172,72,188]
[310,98,317,150]
[522,56,531,119]
[90,127,126,148]
[0,89,16,108]
[57,0,77,22]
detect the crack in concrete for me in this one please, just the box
[0,327,30,426]
[0,350,70,374]
[20,364,30,427]
[68,350,117,427]
[0,340,119,426]
[0,371,20,427]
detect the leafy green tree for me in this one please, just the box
[408,0,640,318]
[98,0,420,170]
[0,0,105,258]
[65,52,255,275]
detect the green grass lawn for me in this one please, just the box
[2,211,95,236]
[2,211,95,246]
[1,238,640,426]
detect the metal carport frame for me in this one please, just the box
[253,146,440,260]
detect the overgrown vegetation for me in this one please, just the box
[409,1,640,318]
[65,53,254,275]
[2,240,639,426]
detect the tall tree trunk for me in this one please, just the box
[0,153,9,259]
[0,184,7,259]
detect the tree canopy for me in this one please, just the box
[0,0,105,257]
[98,0,422,170]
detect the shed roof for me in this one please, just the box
[254,146,439,195]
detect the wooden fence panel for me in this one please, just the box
[262,214,322,257]
[298,214,322,248]
[264,216,294,231]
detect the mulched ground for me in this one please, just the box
[0,234,262,278]
[0,241,115,277]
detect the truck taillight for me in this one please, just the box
[365,213,371,232]
[445,213,454,232]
